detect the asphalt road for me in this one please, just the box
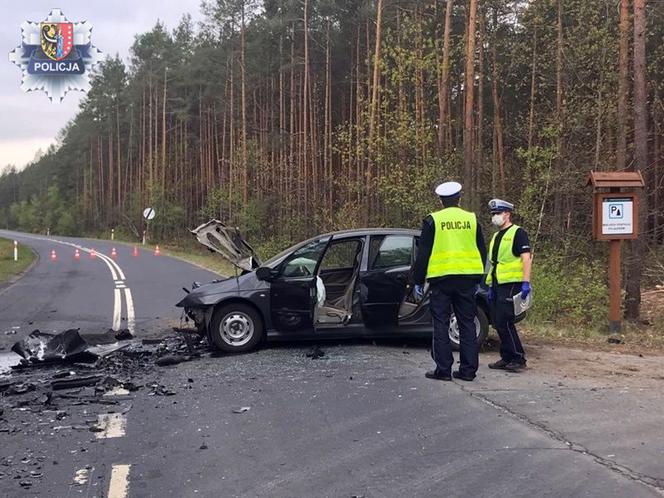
[1,231,662,497]
[0,230,217,346]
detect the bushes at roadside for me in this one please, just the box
[528,256,608,329]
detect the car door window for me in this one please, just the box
[370,235,414,269]
[279,239,328,277]
[319,239,362,271]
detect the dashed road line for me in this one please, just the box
[73,467,90,485]
[108,464,131,498]
[95,413,127,439]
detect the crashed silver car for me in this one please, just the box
[176,220,493,353]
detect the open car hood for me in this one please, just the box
[191,219,261,272]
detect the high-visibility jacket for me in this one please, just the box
[486,224,525,286]
[426,207,484,278]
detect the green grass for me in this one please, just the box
[92,234,236,277]
[160,245,236,276]
[0,238,36,283]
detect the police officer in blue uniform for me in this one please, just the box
[412,182,487,381]
[485,199,533,372]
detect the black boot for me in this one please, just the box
[452,370,475,381]
[504,360,527,372]
[488,359,510,370]
[425,369,452,381]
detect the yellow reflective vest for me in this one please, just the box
[486,224,525,286]
[426,207,484,279]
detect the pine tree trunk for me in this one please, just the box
[527,26,538,150]
[241,2,248,207]
[625,0,648,320]
[554,0,564,223]
[439,0,454,152]
[491,8,505,196]
[476,8,485,204]
[617,0,630,171]
[463,0,478,200]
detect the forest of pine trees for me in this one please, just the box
[1,0,663,318]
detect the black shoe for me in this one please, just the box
[452,370,475,382]
[504,360,527,372]
[425,370,452,381]
[488,359,509,370]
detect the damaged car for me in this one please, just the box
[177,220,501,353]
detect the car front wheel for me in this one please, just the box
[209,303,264,353]
[448,307,489,349]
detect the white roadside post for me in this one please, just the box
[13,240,18,261]
[142,207,156,246]
[111,228,115,241]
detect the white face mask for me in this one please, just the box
[491,213,505,227]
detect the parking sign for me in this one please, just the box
[602,197,633,235]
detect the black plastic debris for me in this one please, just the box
[114,329,133,341]
[11,329,97,364]
[51,375,102,391]
[5,383,36,396]
[155,354,190,367]
[148,383,176,396]
[306,346,325,359]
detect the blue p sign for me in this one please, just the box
[609,204,623,219]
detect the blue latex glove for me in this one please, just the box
[414,284,424,300]
[521,282,531,299]
[487,287,494,302]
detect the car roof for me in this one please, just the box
[317,228,420,239]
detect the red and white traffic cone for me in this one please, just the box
[50,250,57,261]
[74,249,81,260]
[132,246,139,257]
[154,245,161,256]
[111,247,118,259]
[89,249,96,259]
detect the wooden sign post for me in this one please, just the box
[587,171,645,342]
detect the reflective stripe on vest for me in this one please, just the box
[486,224,524,285]
[426,207,484,278]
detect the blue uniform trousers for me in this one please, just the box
[429,279,479,378]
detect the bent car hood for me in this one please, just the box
[191,219,261,272]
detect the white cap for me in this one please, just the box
[488,198,515,213]
[435,181,462,198]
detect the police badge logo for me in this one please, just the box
[9,9,103,102]
[41,22,74,61]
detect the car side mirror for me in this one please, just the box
[256,266,277,281]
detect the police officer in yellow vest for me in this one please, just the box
[412,182,487,381]
[486,199,532,372]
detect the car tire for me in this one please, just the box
[448,307,489,350]
[209,303,264,353]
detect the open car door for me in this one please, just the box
[191,219,261,272]
[270,237,332,333]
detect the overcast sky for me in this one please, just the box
[1,1,204,172]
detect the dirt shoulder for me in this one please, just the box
[520,342,664,389]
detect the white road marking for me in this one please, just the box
[73,467,89,485]
[124,288,135,334]
[113,289,122,331]
[95,413,127,439]
[5,234,136,334]
[108,464,131,498]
